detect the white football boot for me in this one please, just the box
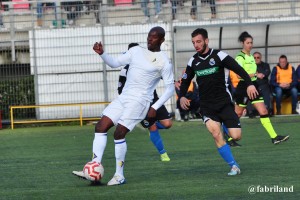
[72,171,87,180]
[107,175,126,186]
[227,165,241,176]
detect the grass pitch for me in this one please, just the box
[0,116,299,200]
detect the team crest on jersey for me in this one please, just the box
[143,120,149,126]
[209,58,216,66]
[182,73,187,79]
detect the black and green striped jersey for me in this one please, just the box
[179,49,253,109]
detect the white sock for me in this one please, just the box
[92,132,107,163]
[114,139,127,177]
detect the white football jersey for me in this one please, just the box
[101,46,174,105]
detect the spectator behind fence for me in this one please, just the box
[36,1,57,27]
[190,0,216,20]
[83,0,101,24]
[141,0,161,22]
[270,55,298,115]
[62,1,84,25]
[0,1,4,29]
[170,0,184,20]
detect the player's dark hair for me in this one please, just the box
[191,28,208,39]
[128,43,139,50]
[150,26,165,38]
[238,31,253,43]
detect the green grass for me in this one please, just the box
[1,116,300,200]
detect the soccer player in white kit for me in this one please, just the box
[72,26,175,186]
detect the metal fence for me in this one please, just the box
[1,0,300,123]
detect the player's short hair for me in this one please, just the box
[128,43,139,50]
[279,54,287,60]
[150,26,165,38]
[191,28,208,39]
[253,51,262,56]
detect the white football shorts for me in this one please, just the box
[102,95,150,131]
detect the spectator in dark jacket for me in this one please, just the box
[296,64,300,92]
[248,51,273,116]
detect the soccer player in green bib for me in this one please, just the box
[233,31,289,144]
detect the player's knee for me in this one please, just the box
[229,129,242,141]
[211,130,221,139]
[231,134,241,141]
[114,132,125,140]
[95,116,114,133]
[114,125,129,140]
[236,112,243,118]
[161,120,172,129]
[258,109,268,116]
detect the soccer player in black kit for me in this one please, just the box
[179,28,258,175]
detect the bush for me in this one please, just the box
[0,76,35,120]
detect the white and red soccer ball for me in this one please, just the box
[83,161,104,182]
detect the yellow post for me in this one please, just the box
[10,107,14,130]
[8,102,109,129]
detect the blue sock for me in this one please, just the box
[155,121,166,129]
[150,129,166,154]
[218,144,238,167]
[222,123,229,136]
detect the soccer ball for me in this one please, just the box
[83,161,104,182]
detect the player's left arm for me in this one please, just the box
[151,62,175,111]
[118,65,129,95]
[220,52,252,86]
[220,51,258,99]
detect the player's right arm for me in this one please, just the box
[93,41,131,68]
[179,65,195,110]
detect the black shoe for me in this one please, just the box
[268,108,274,117]
[271,135,290,144]
[227,139,242,147]
[276,109,281,115]
[292,110,298,114]
[248,112,256,119]
[183,114,189,121]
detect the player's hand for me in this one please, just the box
[146,107,157,121]
[93,42,104,55]
[180,97,190,110]
[175,81,181,90]
[257,73,264,79]
[280,83,290,89]
[247,85,259,100]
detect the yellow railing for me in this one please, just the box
[10,102,110,129]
